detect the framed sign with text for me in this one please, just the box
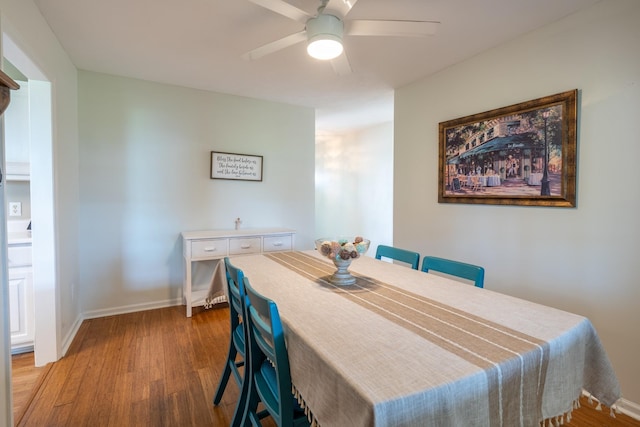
[210,151,263,181]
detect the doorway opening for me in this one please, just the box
[2,33,58,368]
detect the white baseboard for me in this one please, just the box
[582,390,640,421]
[82,298,182,320]
[11,344,34,355]
[60,314,84,357]
[616,398,640,421]
[56,298,182,360]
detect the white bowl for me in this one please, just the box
[315,237,370,261]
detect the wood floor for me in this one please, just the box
[11,352,51,423]
[12,305,640,426]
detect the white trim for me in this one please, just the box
[582,390,640,421]
[28,79,58,366]
[60,314,83,357]
[615,398,640,421]
[10,344,34,355]
[61,297,215,360]
[3,35,59,367]
[58,297,213,365]
[82,298,182,320]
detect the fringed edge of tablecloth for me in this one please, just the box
[583,391,622,419]
[539,398,579,427]
[204,293,227,309]
[204,259,229,309]
[292,384,321,427]
[539,393,622,426]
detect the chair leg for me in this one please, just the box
[241,380,261,427]
[213,345,237,405]
[230,367,250,427]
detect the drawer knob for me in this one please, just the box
[204,247,217,252]
[241,244,252,249]
[272,242,283,246]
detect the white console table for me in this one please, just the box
[181,228,295,317]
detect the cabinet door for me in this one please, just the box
[9,268,34,347]
[9,276,24,334]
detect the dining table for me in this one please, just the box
[225,250,621,427]
[466,175,488,187]
[528,173,543,185]
[464,175,501,188]
[486,175,501,186]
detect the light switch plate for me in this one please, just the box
[9,202,22,217]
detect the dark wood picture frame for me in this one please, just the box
[210,151,263,181]
[438,89,577,207]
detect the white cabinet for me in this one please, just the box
[8,242,34,352]
[182,228,295,317]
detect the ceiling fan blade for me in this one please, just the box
[346,20,440,37]
[330,52,352,76]
[325,0,360,19]
[248,0,312,23]
[242,31,307,61]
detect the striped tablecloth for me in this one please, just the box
[228,251,620,427]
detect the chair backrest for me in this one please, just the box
[243,277,296,426]
[421,256,485,288]
[375,244,420,270]
[215,258,248,415]
[224,257,245,325]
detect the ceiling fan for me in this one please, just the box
[242,0,440,75]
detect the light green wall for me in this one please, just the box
[315,122,393,250]
[2,1,79,354]
[4,182,30,219]
[1,0,80,421]
[2,57,25,81]
[4,74,30,222]
[395,0,640,406]
[78,71,315,314]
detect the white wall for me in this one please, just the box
[1,0,79,354]
[78,71,315,314]
[1,0,80,423]
[395,0,640,407]
[315,122,393,251]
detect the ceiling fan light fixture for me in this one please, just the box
[306,14,344,60]
[307,36,343,60]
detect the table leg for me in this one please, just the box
[184,257,192,317]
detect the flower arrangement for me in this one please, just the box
[316,237,370,261]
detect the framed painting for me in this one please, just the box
[210,151,263,181]
[438,89,577,207]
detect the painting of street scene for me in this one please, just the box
[438,90,577,207]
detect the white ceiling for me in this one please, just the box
[33,0,597,133]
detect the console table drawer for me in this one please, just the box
[191,238,228,259]
[263,235,292,252]
[229,237,261,255]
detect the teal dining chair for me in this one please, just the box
[241,277,311,427]
[213,258,249,427]
[421,256,485,288]
[375,244,420,270]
